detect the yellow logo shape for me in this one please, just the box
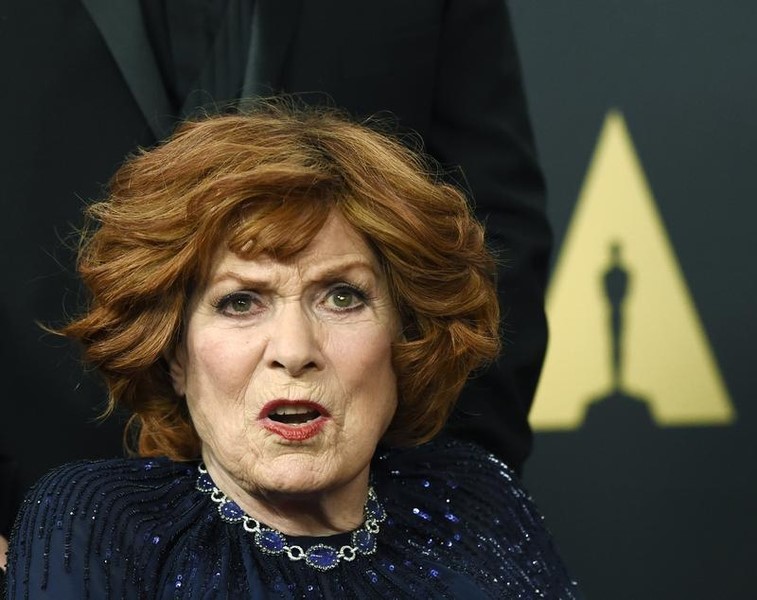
[531,110,736,430]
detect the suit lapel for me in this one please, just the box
[243,0,303,97]
[81,0,174,139]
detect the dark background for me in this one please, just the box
[510,1,757,597]
[2,1,755,596]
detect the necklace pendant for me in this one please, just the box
[256,529,287,554]
[352,528,377,554]
[305,544,340,571]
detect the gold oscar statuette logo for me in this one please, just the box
[531,111,735,430]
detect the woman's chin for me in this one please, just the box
[253,454,369,501]
[256,458,341,496]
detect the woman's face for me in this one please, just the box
[170,212,400,502]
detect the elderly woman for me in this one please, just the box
[6,106,578,598]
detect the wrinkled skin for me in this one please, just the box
[170,213,400,535]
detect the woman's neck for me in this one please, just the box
[202,454,370,537]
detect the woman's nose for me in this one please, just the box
[264,303,324,376]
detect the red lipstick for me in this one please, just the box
[259,400,330,441]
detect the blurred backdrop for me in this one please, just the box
[510,1,757,597]
[1,2,755,597]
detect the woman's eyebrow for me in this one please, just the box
[206,271,272,289]
[205,258,379,289]
[304,258,379,282]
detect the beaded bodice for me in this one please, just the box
[7,439,580,599]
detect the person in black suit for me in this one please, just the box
[0,0,548,500]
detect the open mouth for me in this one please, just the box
[267,405,322,425]
[261,401,329,441]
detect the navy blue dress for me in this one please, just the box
[6,440,580,599]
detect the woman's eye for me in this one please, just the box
[325,286,366,311]
[215,292,261,316]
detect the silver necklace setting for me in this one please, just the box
[196,463,387,571]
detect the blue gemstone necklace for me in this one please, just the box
[196,463,387,571]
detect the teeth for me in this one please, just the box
[271,405,315,416]
[267,404,322,425]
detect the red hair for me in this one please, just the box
[63,104,500,459]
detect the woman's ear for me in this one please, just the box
[167,346,187,397]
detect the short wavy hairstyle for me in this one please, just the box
[63,103,500,460]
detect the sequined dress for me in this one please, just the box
[6,439,580,599]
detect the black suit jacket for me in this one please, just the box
[0,0,549,495]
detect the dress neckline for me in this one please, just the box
[195,463,387,571]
